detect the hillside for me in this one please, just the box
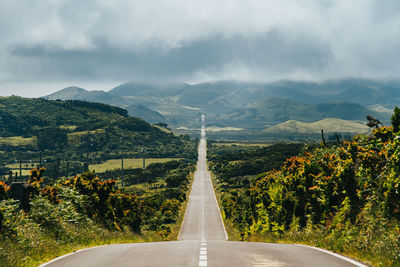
[126,105,167,124]
[0,97,196,169]
[263,118,370,134]
[209,123,400,266]
[45,79,397,133]
[216,98,387,128]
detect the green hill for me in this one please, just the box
[127,105,167,124]
[263,118,370,134]
[45,79,399,132]
[218,97,389,128]
[0,97,196,166]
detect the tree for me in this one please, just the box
[366,115,383,129]
[391,106,400,132]
[36,127,68,151]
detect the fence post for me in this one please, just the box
[53,158,60,181]
[19,151,22,177]
[7,171,12,185]
[321,129,326,146]
[11,182,33,211]
[65,162,69,177]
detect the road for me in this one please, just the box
[43,116,368,267]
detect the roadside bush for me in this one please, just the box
[63,172,142,232]
[0,181,9,201]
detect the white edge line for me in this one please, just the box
[296,244,369,267]
[204,137,229,241]
[177,135,200,240]
[39,245,108,266]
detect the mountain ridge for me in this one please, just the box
[45,79,396,130]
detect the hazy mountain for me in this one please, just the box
[109,81,188,97]
[216,97,389,128]
[47,86,126,106]
[263,118,370,134]
[178,88,220,107]
[46,86,86,99]
[336,83,400,106]
[126,105,167,124]
[46,79,398,131]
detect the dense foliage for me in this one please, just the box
[211,128,400,266]
[0,159,194,266]
[208,143,304,190]
[0,96,197,176]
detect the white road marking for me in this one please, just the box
[200,251,207,255]
[200,247,207,251]
[200,255,207,260]
[199,260,208,266]
[201,154,205,241]
[296,245,368,267]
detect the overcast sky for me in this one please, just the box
[1,0,400,97]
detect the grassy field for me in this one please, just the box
[211,142,271,147]
[0,136,36,146]
[89,158,181,173]
[6,162,39,177]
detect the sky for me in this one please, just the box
[1,0,400,97]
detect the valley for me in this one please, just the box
[46,79,396,140]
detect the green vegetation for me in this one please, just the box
[208,142,304,189]
[48,79,396,132]
[89,158,180,173]
[263,118,369,134]
[0,96,196,177]
[0,158,194,266]
[210,125,400,266]
[392,106,400,132]
[217,97,389,129]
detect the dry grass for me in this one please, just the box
[0,136,37,146]
[212,142,271,147]
[89,158,181,173]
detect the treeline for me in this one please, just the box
[208,143,304,189]
[99,160,195,186]
[0,96,197,174]
[0,159,194,266]
[211,126,400,266]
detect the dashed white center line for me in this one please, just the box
[199,240,208,267]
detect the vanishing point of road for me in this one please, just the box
[42,115,368,267]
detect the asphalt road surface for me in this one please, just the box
[43,116,368,267]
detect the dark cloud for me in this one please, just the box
[0,0,399,95]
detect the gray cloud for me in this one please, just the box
[0,0,400,95]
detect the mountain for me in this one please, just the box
[337,83,400,106]
[216,97,389,128]
[126,105,167,124]
[263,118,370,134]
[46,79,398,132]
[46,86,86,99]
[47,86,126,106]
[109,81,188,97]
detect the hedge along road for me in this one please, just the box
[42,115,368,267]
